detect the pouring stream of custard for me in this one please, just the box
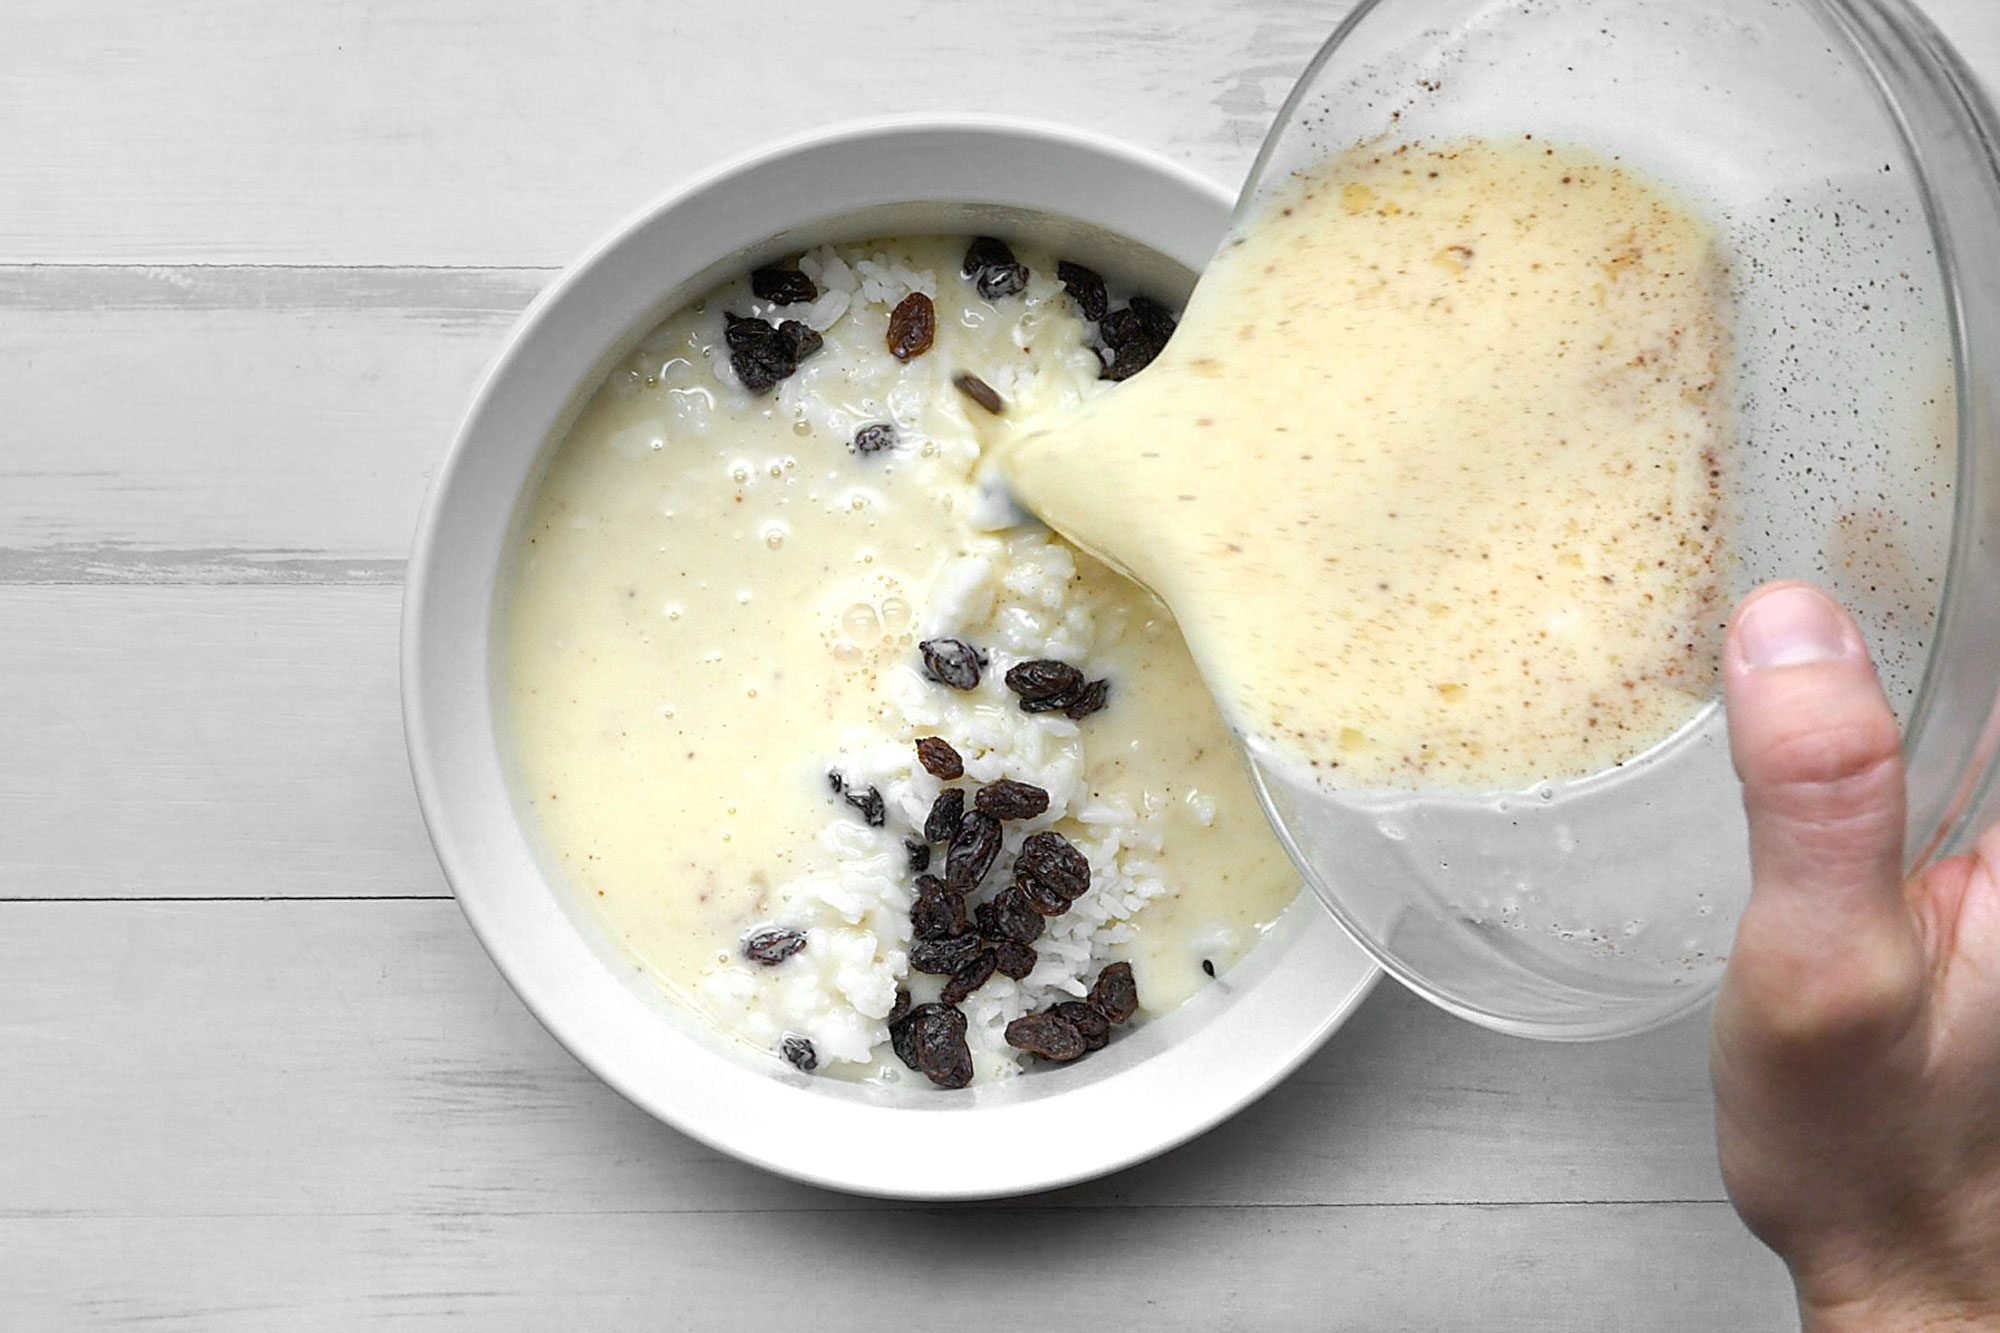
[1002,138,1733,792]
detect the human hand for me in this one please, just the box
[1713,582,2000,1332]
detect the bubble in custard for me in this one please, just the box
[880,597,912,631]
[843,603,882,641]
[761,521,789,550]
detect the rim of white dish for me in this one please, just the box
[401,114,1380,1200]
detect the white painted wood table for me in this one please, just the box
[7,1,1995,1327]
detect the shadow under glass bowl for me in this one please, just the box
[1241,0,2000,1040]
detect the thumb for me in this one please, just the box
[1722,582,1917,1036]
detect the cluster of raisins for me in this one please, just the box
[882,732,1124,1088]
[1005,961,1140,1063]
[1050,259,1177,381]
[917,639,1111,722]
[723,311,823,394]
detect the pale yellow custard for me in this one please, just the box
[502,238,1298,1084]
[1003,138,1734,791]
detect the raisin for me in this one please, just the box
[919,638,984,690]
[985,885,1046,944]
[1096,296,1177,382]
[939,949,998,1005]
[827,771,845,794]
[1004,659,1086,709]
[887,291,936,361]
[1088,960,1141,1024]
[1064,679,1111,720]
[723,312,821,394]
[889,1006,919,1069]
[780,1034,819,1072]
[1005,1010,1086,1062]
[1053,1000,1111,1053]
[1016,831,1091,902]
[906,839,932,873]
[962,236,1018,277]
[911,884,967,941]
[924,787,966,845]
[752,265,818,305]
[1056,260,1109,322]
[1016,873,1070,918]
[778,319,823,363]
[962,237,1029,300]
[743,926,807,966]
[910,933,985,976]
[888,986,914,1028]
[852,421,898,456]
[944,811,1004,891]
[953,372,1006,416]
[991,939,1038,979]
[975,778,1051,821]
[915,737,964,780]
[842,784,886,827]
[907,1003,975,1090]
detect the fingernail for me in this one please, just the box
[1734,585,1859,670]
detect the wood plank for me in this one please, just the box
[0,0,1329,266]
[0,1204,1796,1332]
[0,266,538,573]
[0,587,439,899]
[0,900,1725,1217]
[4,0,1994,268]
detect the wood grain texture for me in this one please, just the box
[0,1204,1794,1331]
[0,266,537,574]
[0,901,1725,1216]
[0,588,437,899]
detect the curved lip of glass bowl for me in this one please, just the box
[400,113,1384,1199]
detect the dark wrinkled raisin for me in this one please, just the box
[910,933,985,976]
[842,784,886,827]
[1088,960,1140,1024]
[1016,873,1070,918]
[1064,679,1111,720]
[888,986,914,1028]
[975,779,1051,821]
[907,1003,975,1090]
[962,238,1029,300]
[1005,1010,1086,1062]
[752,265,818,305]
[743,926,807,966]
[1054,1001,1111,1053]
[1097,296,1176,382]
[924,787,966,845]
[889,1006,919,1069]
[911,884,967,941]
[723,312,821,394]
[1005,659,1086,708]
[852,421,897,456]
[991,939,1037,979]
[944,811,1004,891]
[1016,830,1091,903]
[1201,958,1217,978]
[940,949,998,1005]
[827,771,845,794]
[1017,830,1090,901]
[963,236,1018,277]
[906,839,932,873]
[985,885,1046,944]
[919,638,984,690]
[887,291,936,361]
[1056,260,1109,322]
[779,319,823,362]
[953,372,1006,416]
[780,1034,819,1072]
[916,737,964,780]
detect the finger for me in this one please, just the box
[1721,583,1919,1036]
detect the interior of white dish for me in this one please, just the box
[404,123,1378,1197]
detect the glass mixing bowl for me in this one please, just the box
[1238,0,2000,1039]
